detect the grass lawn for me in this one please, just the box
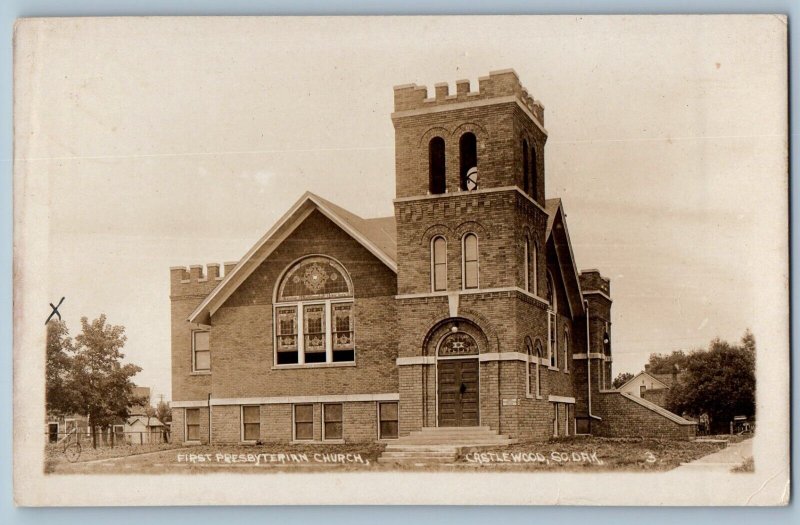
[46,436,733,474]
[47,442,387,474]
[45,442,184,473]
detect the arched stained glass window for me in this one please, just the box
[277,256,353,302]
[274,256,354,366]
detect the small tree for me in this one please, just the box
[45,319,77,417]
[71,315,142,448]
[612,372,634,389]
[667,331,756,433]
[155,400,172,425]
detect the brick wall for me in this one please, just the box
[204,401,384,444]
[593,392,696,440]
[642,388,668,408]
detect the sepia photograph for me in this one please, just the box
[13,15,788,505]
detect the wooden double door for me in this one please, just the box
[437,358,480,427]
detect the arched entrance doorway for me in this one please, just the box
[436,331,480,427]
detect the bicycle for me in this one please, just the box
[62,430,82,463]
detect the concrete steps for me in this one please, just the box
[377,426,515,466]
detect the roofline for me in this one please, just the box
[618,371,670,391]
[547,201,585,317]
[187,192,397,324]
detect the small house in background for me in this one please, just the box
[45,414,90,443]
[616,364,682,408]
[117,386,168,444]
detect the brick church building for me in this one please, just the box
[170,70,696,445]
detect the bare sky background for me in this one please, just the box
[19,16,786,402]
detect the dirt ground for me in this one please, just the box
[45,436,733,474]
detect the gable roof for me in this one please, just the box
[544,198,585,317]
[188,192,397,324]
[618,371,671,392]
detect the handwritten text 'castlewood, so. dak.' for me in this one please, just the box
[464,451,604,465]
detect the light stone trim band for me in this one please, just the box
[548,395,576,404]
[397,353,548,365]
[171,393,400,408]
[391,95,547,136]
[573,352,605,360]
[582,290,613,302]
[395,286,549,308]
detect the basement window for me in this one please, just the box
[379,402,399,439]
[294,404,314,441]
[322,403,343,441]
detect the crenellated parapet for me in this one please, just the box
[170,262,237,297]
[579,269,611,297]
[393,69,545,125]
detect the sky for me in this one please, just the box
[16,15,787,402]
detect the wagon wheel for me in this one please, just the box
[64,442,81,463]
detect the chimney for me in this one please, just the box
[644,364,651,373]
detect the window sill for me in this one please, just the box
[290,439,346,445]
[190,371,211,376]
[272,362,357,370]
[548,366,559,371]
[183,440,202,445]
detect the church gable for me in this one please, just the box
[188,192,397,324]
[224,210,397,309]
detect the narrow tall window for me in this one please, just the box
[431,236,447,291]
[547,272,557,368]
[526,338,534,396]
[185,408,200,442]
[242,406,260,442]
[429,137,446,194]
[531,242,538,295]
[192,330,210,372]
[459,132,478,191]
[563,329,570,372]
[530,144,539,200]
[522,139,530,194]
[535,340,543,398]
[523,237,530,292]
[294,404,314,441]
[553,404,559,437]
[378,402,399,439]
[463,233,479,289]
[323,403,343,441]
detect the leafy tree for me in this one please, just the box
[155,400,172,425]
[646,350,689,374]
[71,315,142,448]
[612,372,635,389]
[666,332,756,433]
[45,319,77,416]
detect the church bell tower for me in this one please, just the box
[391,69,556,437]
